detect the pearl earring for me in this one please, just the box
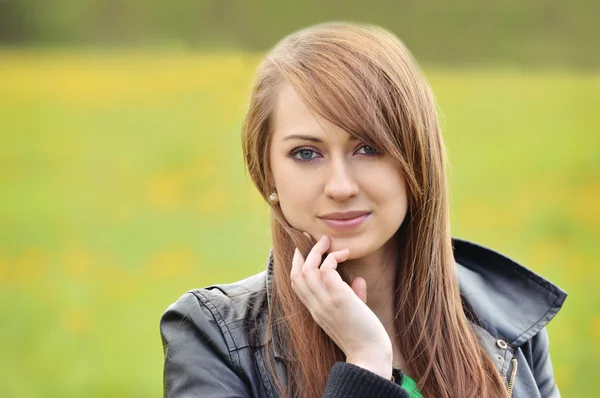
[268,192,279,204]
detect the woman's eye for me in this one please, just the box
[356,145,378,155]
[290,145,377,162]
[292,149,319,161]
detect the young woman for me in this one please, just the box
[160,22,567,398]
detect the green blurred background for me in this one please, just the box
[0,1,598,397]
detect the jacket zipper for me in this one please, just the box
[507,357,518,398]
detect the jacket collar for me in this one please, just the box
[452,238,566,346]
[264,237,567,352]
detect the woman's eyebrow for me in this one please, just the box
[282,134,361,143]
[282,134,323,143]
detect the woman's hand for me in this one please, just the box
[290,234,393,380]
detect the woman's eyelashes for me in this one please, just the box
[289,146,322,162]
[289,144,380,163]
[356,145,378,156]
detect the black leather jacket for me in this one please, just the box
[160,239,567,397]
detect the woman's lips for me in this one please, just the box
[319,213,370,230]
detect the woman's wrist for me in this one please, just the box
[346,349,393,380]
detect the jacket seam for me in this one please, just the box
[254,345,276,398]
[189,290,243,372]
[510,292,562,346]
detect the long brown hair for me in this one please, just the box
[242,22,508,398]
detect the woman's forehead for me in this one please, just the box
[272,83,358,144]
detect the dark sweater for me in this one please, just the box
[323,363,409,398]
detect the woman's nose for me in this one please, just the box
[324,159,359,201]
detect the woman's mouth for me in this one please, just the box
[318,211,371,231]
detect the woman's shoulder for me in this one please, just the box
[452,237,567,347]
[160,271,271,397]
[161,270,270,348]
[189,270,268,305]
[163,270,269,322]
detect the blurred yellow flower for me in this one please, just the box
[61,306,92,337]
[144,247,196,281]
[62,246,94,281]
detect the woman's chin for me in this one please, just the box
[328,236,371,260]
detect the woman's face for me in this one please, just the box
[269,83,408,259]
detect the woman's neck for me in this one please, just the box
[340,237,416,376]
[342,239,398,325]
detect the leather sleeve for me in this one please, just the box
[160,292,252,398]
[531,327,561,397]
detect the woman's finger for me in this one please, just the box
[350,277,368,303]
[303,234,330,270]
[291,247,320,296]
[291,247,323,308]
[291,280,321,315]
[309,250,350,302]
[290,247,305,281]
[320,249,349,271]
[302,249,348,302]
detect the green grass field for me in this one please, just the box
[0,51,598,397]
